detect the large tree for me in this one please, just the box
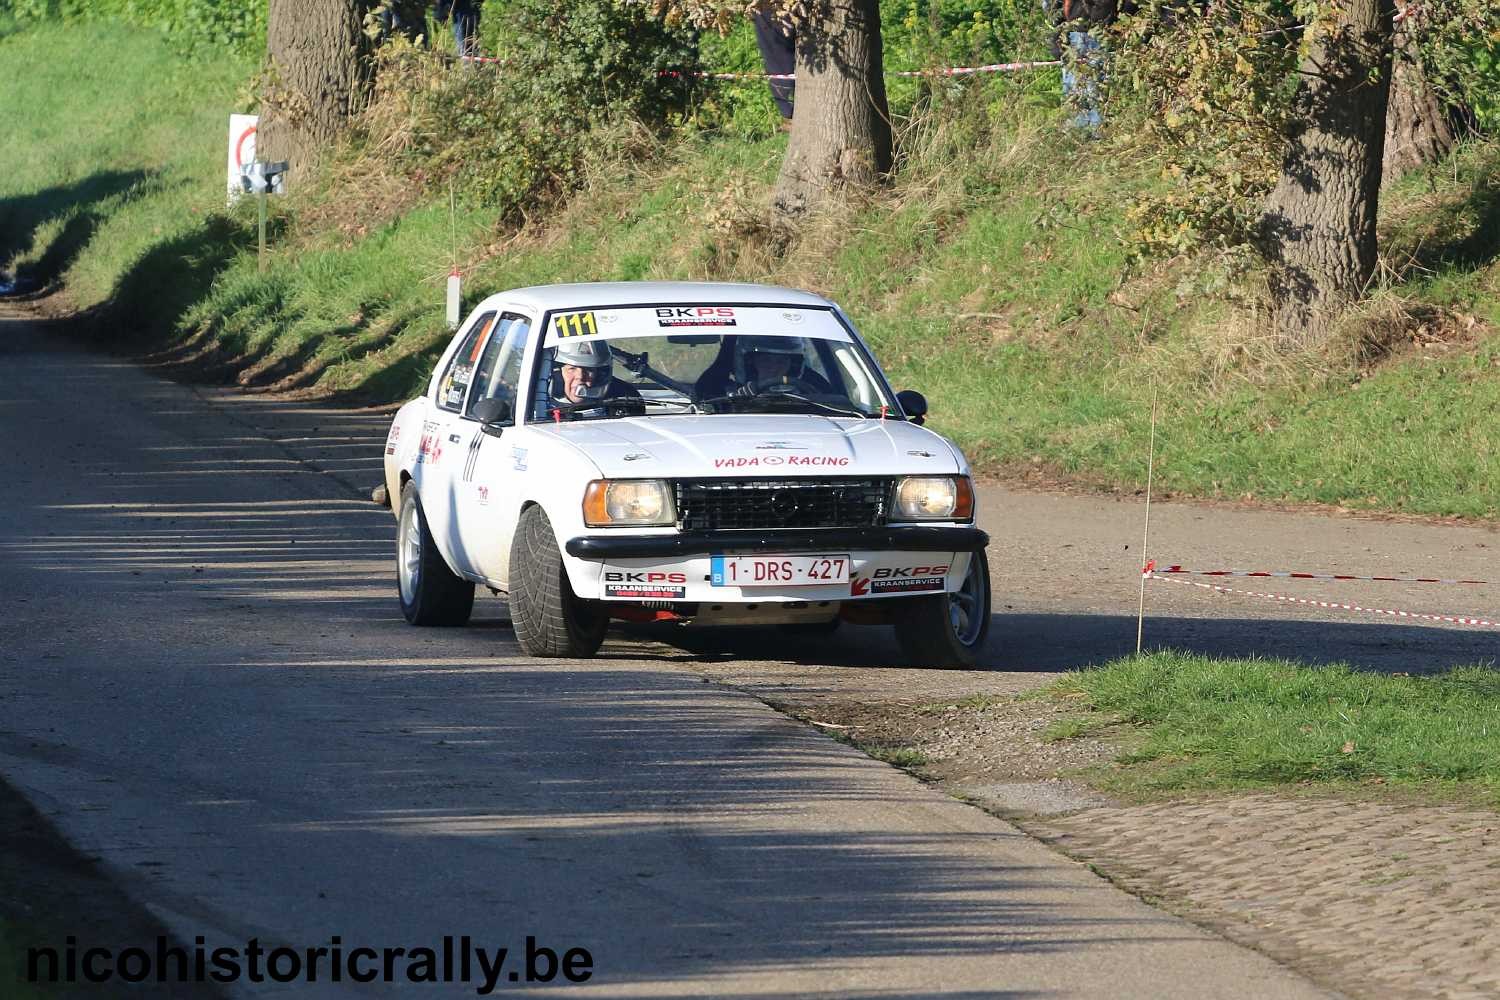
[260,0,373,181]
[651,1,892,220]
[1382,13,1462,181]
[768,0,892,219]
[1259,0,1397,349]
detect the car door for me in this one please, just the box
[451,310,536,585]
[416,309,499,578]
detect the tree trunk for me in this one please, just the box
[261,0,372,184]
[771,0,892,221]
[1382,19,1458,183]
[1259,0,1395,350]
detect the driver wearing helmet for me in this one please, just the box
[550,339,642,418]
[694,335,832,400]
[735,335,807,391]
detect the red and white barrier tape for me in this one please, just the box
[658,60,1061,80]
[460,55,1060,78]
[1146,572,1500,630]
[1146,562,1493,587]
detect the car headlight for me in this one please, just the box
[894,476,974,522]
[583,480,676,527]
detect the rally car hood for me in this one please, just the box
[533,414,963,478]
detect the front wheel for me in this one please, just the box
[509,505,607,658]
[892,550,991,668]
[397,482,475,626]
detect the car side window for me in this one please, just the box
[466,312,532,421]
[435,312,497,413]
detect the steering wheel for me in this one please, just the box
[736,375,810,397]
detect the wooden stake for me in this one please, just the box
[1136,384,1158,655]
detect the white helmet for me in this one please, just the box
[734,335,805,386]
[553,339,613,400]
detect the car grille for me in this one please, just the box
[674,479,891,532]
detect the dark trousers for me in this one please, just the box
[752,11,795,119]
[435,0,479,57]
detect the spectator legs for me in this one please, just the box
[1062,29,1103,131]
[453,9,478,58]
[752,11,796,122]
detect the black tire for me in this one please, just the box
[397,481,475,626]
[892,549,992,668]
[509,504,607,658]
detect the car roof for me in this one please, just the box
[487,281,836,314]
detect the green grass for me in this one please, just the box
[1049,652,1500,806]
[864,747,930,769]
[0,22,251,319]
[2,23,1498,518]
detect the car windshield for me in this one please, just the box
[529,305,896,422]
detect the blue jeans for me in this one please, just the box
[435,1,479,58]
[1062,30,1103,131]
[452,9,478,57]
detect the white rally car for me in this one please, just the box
[381,282,991,666]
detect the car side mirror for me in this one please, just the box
[471,396,512,435]
[896,389,927,426]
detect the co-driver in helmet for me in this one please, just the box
[549,339,642,418]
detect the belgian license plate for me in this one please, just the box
[710,554,850,587]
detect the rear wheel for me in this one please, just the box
[893,550,991,668]
[397,482,474,626]
[509,505,607,658]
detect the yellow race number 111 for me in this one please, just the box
[555,312,598,338]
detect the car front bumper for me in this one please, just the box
[562,526,988,604]
[564,525,988,560]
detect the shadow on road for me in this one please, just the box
[634,609,1495,675]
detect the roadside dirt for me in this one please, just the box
[706,675,1500,1000]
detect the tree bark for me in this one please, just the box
[771,0,893,221]
[1259,0,1395,350]
[1382,19,1459,183]
[261,0,372,183]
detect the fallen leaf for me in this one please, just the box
[1341,741,1356,754]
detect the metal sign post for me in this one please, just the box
[239,161,289,273]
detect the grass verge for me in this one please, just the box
[0,22,251,323]
[1048,652,1500,807]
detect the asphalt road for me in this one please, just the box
[6,303,1490,997]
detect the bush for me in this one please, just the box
[0,0,265,55]
[884,0,1053,70]
[1416,1,1500,130]
[1107,1,1300,263]
[478,0,699,123]
[1108,0,1499,266]
[352,0,700,215]
[687,1,1056,137]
